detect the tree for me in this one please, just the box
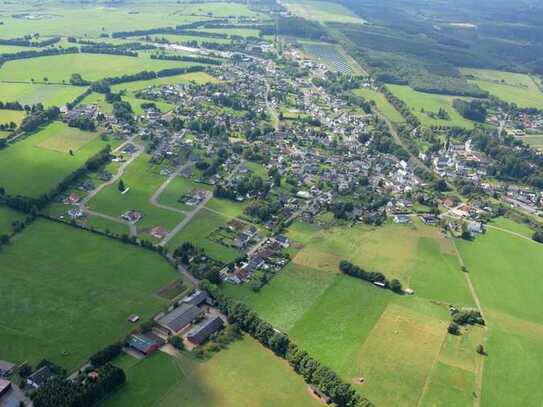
[532,230,543,244]
[118,179,126,192]
[448,322,460,335]
[476,344,486,355]
[389,279,403,294]
[170,336,184,350]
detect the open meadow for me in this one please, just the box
[0,109,26,126]
[461,68,543,109]
[457,225,543,406]
[0,54,197,83]
[0,82,84,107]
[103,338,322,407]
[353,87,405,123]
[0,219,177,370]
[0,206,25,235]
[0,121,111,198]
[283,0,364,24]
[519,134,543,151]
[387,84,475,129]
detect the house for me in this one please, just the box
[0,361,15,378]
[187,316,224,345]
[150,226,168,240]
[157,303,204,334]
[68,208,83,219]
[419,214,438,225]
[127,334,161,356]
[393,214,411,224]
[127,314,140,323]
[121,210,143,224]
[0,379,11,398]
[26,365,56,389]
[467,221,484,235]
[63,193,81,204]
[275,234,290,248]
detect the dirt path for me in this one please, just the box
[485,224,535,243]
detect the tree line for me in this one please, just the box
[150,53,222,65]
[339,260,404,294]
[0,36,60,47]
[0,47,78,69]
[200,280,374,407]
[111,19,227,38]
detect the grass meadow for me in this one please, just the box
[519,134,543,151]
[461,68,543,108]
[0,82,85,107]
[0,54,196,83]
[103,337,321,407]
[387,84,475,129]
[0,109,26,126]
[283,0,364,24]
[0,205,25,235]
[158,176,212,212]
[87,154,184,234]
[0,121,111,197]
[353,87,405,123]
[457,225,543,406]
[0,219,177,370]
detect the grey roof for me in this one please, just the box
[128,334,159,354]
[158,303,203,333]
[187,316,224,345]
[27,365,55,387]
[0,360,15,376]
[182,290,208,307]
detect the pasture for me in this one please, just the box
[37,122,98,152]
[0,121,111,198]
[104,337,321,407]
[0,206,25,236]
[387,84,475,129]
[353,87,405,123]
[0,53,196,83]
[456,225,543,406]
[158,176,212,212]
[519,134,543,151]
[283,0,364,24]
[461,68,543,109]
[0,82,84,107]
[196,27,261,37]
[0,109,26,126]
[87,154,184,234]
[0,219,177,370]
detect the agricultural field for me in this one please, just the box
[461,68,543,109]
[0,109,26,126]
[456,225,543,406]
[0,219,177,370]
[0,53,197,83]
[0,121,111,198]
[0,82,84,107]
[283,0,364,24]
[157,34,232,45]
[103,338,321,407]
[87,154,184,235]
[196,27,261,37]
[110,71,219,93]
[353,87,405,123]
[302,42,362,75]
[519,134,543,151]
[387,84,475,129]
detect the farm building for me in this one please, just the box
[26,365,56,389]
[187,316,224,345]
[0,379,11,398]
[182,290,211,307]
[157,303,204,334]
[127,334,161,355]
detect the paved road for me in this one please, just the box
[148,162,193,215]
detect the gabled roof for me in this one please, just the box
[158,303,204,333]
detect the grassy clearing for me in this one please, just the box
[0,82,84,107]
[489,216,534,238]
[105,336,321,407]
[0,109,25,125]
[0,54,196,83]
[110,71,218,93]
[0,219,177,370]
[88,154,183,234]
[461,68,543,108]
[165,208,240,263]
[387,84,475,129]
[0,121,111,198]
[353,87,405,123]
[457,225,543,406]
[283,0,364,24]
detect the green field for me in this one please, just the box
[87,154,184,235]
[104,338,321,407]
[457,226,543,406]
[0,219,177,370]
[0,206,25,235]
[158,176,212,212]
[0,54,196,83]
[283,0,364,24]
[196,27,261,37]
[519,134,543,151]
[157,34,232,45]
[0,109,26,126]
[165,208,240,263]
[0,121,111,198]
[387,84,475,129]
[461,68,543,109]
[0,82,84,107]
[353,87,405,123]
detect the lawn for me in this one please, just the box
[104,337,321,407]
[0,219,177,370]
[0,82,85,107]
[0,109,26,126]
[283,0,364,24]
[0,121,111,198]
[0,53,196,83]
[165,208,240,263]
[87,154,184,234]
[387,84,475,129]
[158,176,212,212]
[461,68,543,109]
[353,87,405,123]
[456,225,543,406]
